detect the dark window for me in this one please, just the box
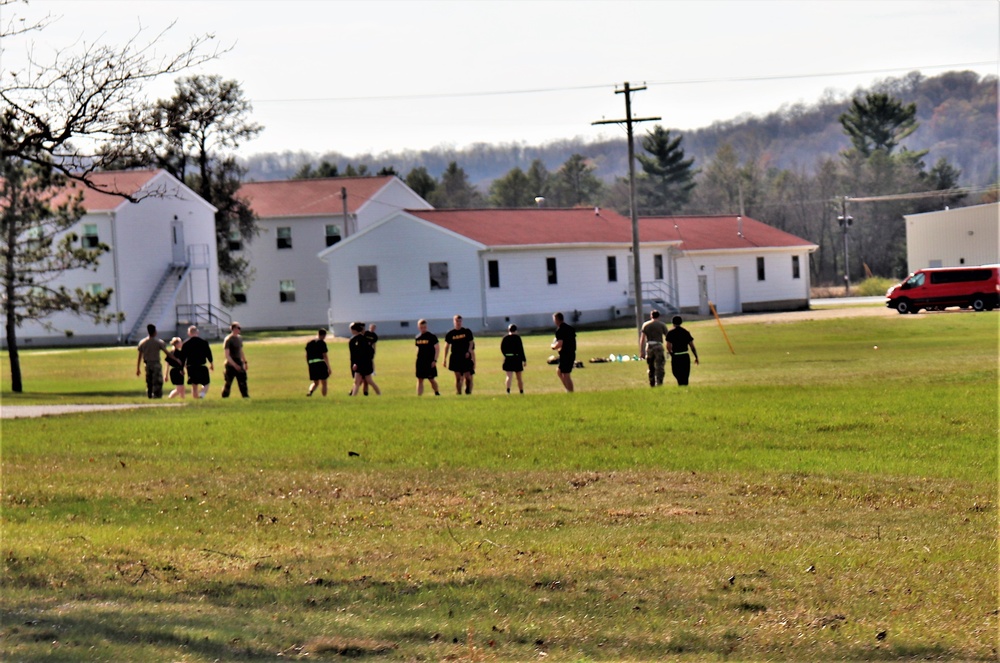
[792,255,801,279]
[756,256,766,281]
[228,229,242,252]
[607,256,618,282]
[82,223,100,248]
[429,262,449,290]
[546,257,557,285]
[277,227,292,249]
[279,280,296,303]
[488,260,500,288]
[654,254,664,280]
[359,265,378,294]
[929,269,991,284]
[325,224,341,247]
[232,284,247,304]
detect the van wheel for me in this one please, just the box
[971,296,986,312]
[895,299,913,315]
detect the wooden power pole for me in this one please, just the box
[593,82,660,334]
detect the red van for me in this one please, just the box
[886,265,999,314]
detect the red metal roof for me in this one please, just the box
[408,209,815,250]
[408,208,640,246]
[53,169,163,212]
[238,176,396,218]
[641,215,817,250]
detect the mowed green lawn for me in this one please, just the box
[1,311,997,661]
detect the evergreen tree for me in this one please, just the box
[839,92,919,157]
[405,166,437,201]
[526,159,551,202]
[636,126,696,214]
[489,167,535,207]
[430,162,483,208]
[130,75,263,306]
[548,154,603,207]
[293,161,339,179]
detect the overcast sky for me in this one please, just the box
[6,1,999,160]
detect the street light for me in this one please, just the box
[838,197,854,295]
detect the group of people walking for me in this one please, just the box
[304,312,579,398]
[136,321,250,399]
[136,311,697,400]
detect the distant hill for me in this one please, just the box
[242,70,997,189]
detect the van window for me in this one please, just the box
[905,273,924,288]
[929,269,991,284]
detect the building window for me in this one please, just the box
[82,223,100,248]
[607,256,618,282]
[792,255,801,279]
[757,256,766,281]
[429,262,449,290]
[325,224,342,247]
[86,283,104,296]
[654,254,664,280]
[25,226,43,250]
[488,260,500,288]
[359,265,378,294]
[279,280,296,303]
[228,229,242,252]
[546,257,558,285]
[277,227,292,249]
[232,283,247,304]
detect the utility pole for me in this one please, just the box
[593,82,660,334]
[838,196,854,295]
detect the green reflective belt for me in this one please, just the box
[673,351,688,355]
[308,358,325,363]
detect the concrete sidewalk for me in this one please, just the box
[1,403,182,419]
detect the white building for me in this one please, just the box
[4,169,222,347]
[232,176,432,330]
[903,203,999,273]
[642,216,819,314]
[317,209,819,336]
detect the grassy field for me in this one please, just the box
[1,311,997,661]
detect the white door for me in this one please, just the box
[713,266,740,314]
[171,220,186,265]
[698,275,710,316]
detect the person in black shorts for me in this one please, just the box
[551,311,576,392]
[305,329,332,397]
[414,319,440,396]
[182,325,214,399]
[361,324,378,395]
[443,314,475,395]
[500,323,526,394]
[165,336,187,399]
[666,315,699,386]
[348,321,380,396]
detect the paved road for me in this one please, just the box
[1,403,181,419]
[812,296,885,306]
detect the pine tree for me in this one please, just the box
[636,126,696,214]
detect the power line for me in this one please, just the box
[252,61,997,105]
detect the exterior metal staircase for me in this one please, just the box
[175,303,231,340]
[124,264,189,343]
[627,280,680,317]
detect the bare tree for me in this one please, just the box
[1,0,223,191]
[1,1,222,391]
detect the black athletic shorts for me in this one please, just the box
[187,365,210,385]
[416,362,437,380]
[308,362,330,381]
[558,354,575,374]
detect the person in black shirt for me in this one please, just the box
[551,311,576,392]
[443,314,476,395]
[182,325,214,399]
[305,329,332,397]
[165,336,187,399]
[665,315,700,386]
[500,323,526,394]
[348,321,380,396]
[361,324,379,395]
[414,319,441,396]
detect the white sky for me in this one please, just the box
[4,0,999,160]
